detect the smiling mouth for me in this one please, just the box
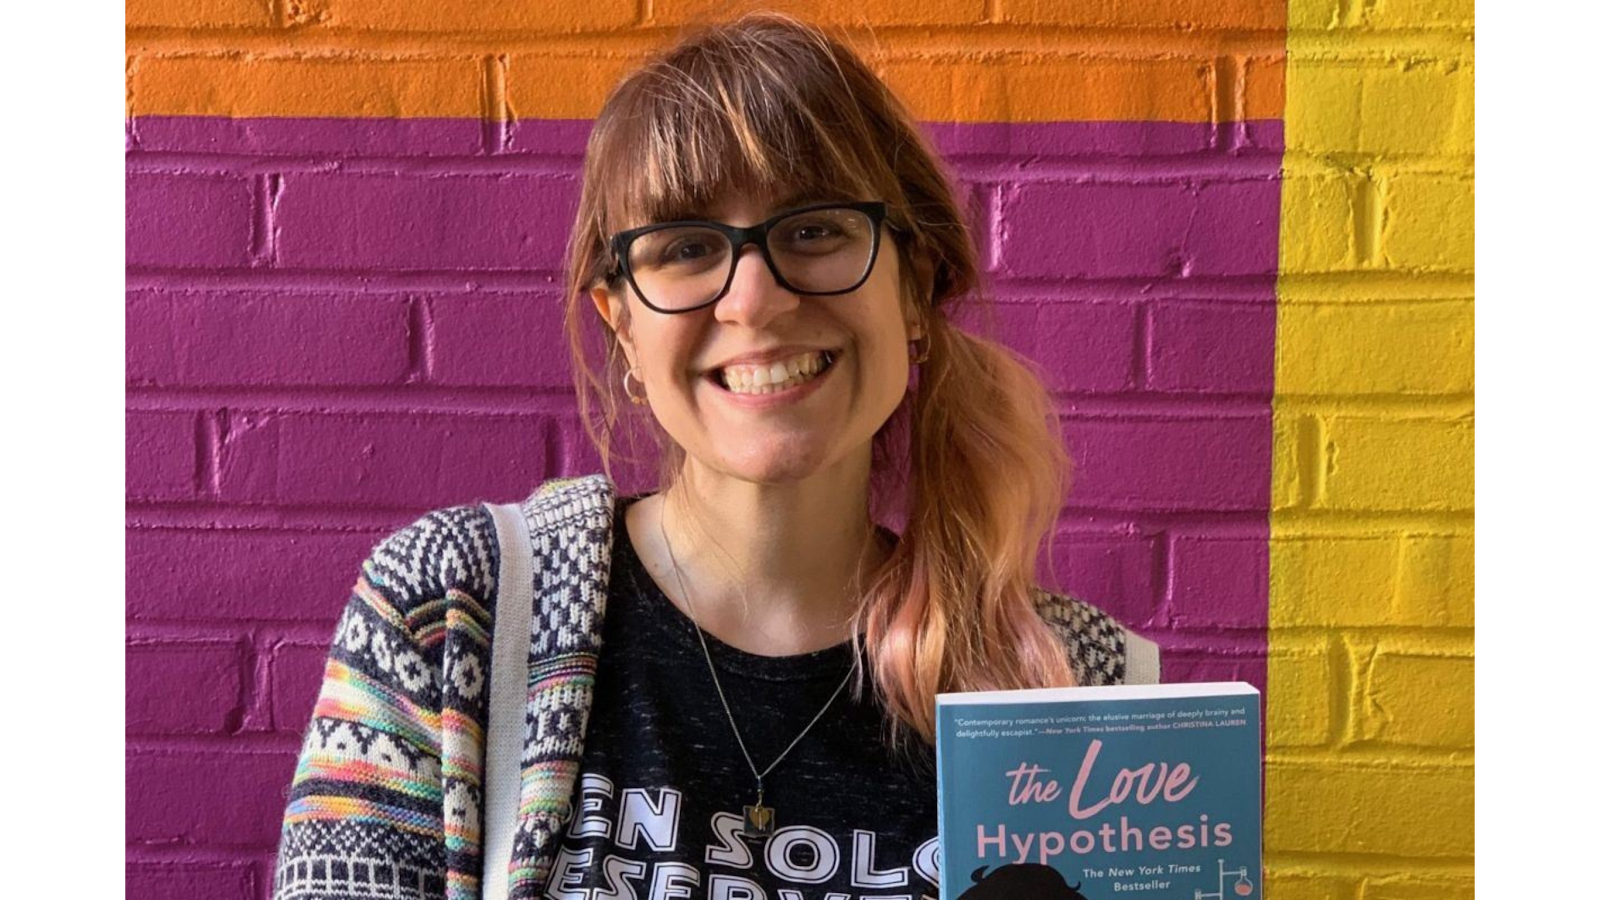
[709,349,839,395]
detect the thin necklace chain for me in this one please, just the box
[657,498,864,795]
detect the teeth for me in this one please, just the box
[718,350,834,394]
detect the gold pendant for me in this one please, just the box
[742,788,775,838]
[742,802,775,838]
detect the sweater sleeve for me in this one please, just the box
[271,506,497,900]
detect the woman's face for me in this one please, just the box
[591,191,925,485]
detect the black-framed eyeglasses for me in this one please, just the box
[606,201,890,315]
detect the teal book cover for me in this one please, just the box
[935,683,1262,900]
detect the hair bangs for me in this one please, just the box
[594,48,884,237]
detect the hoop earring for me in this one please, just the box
[909,335,931,365]
[622,366,648,405]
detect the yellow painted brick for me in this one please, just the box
[651,0,985,26]
[504,53,645,119]
[1290,0,1475,30]
[1266,640,1335,748]
[1289,1,1343,29]
[1272,410,1306,510]
[1319,414,1474,511]
[1356,62,1465,156]
[126,0,274,28]
[1271,536,1398,626]
[1276,301,1474,396]
[1354,645,1474,748]
[130,55,484,118]
[1266,870,1359,900]
[1459,60,1478,156]
[1284,61,1361,154]
[1279,172,1357,273]
[1265,760,1473,856]
[1360,61,1473,157]
[1272,533,1473,627]
[1364,0,1476,29]
[1289,60,1472,157]
[1361,874,1475,900]
[1380,173,1474,271]
[1396,532,1473,627]
[322,0,635,31]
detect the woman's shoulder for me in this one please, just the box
[359,474,617,618]
[1032,588,1162,686]
[359,502,501,620]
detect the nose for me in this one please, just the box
[713,243,801,329]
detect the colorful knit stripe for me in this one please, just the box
[314,659,442,754]
[291,756,443,803]
[284,795,443,838]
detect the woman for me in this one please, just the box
[271,12,1158,900]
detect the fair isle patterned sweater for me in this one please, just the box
[270,474,1160,900]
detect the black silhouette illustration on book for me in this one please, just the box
[954,863,1093,900]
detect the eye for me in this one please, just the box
[792,222,838,241]
[651,239,725,270]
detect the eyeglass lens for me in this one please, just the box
[627,207,876,311]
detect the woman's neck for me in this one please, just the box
[623,466,892,657]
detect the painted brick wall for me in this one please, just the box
[1268,1,1475,898]
[125,1,1468,898]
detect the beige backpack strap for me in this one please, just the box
[482,501,537,900]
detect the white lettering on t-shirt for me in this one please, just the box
[594,854,649,900]
[851,830,909,888]
[618,787,683,852]
[547,846,596,900]
[911,836,940,888]
[764,825,839,883]
[559,785,939,898]
[647,861,700,900]
[572,773,616,839]
[709,873,767,900]
[705,811,756,868]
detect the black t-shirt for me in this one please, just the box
[546,494,942,900]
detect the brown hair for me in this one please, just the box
[561,11,1078,755]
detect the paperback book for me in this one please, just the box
[935,682,1261,899]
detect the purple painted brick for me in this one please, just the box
[126,862,256,900]
[128,290,412,387]
[133,115,483,156]
[1146,300,1277,394]
[1181,180,1282,276]
[1169,533,1270,629]
[127,172,254,268]
[1044,531,1159,626]
[128,411,199,500]
[126,527,378,622]
[127,291,177,385]
[502,118,596,156]
[217,411,551,507]
[1029,301,1141,393]
[274,172,579,271]
[1002,179,1280,279]
[427,291,570,386]
[270,642,334,733]
[127,640,246,735]
[127,750,297,847]
[1163,650,1266,693]
[1062,415,1272,511]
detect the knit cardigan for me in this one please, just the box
[270,473,1161,900]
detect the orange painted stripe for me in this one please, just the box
[129,33,1284,123]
